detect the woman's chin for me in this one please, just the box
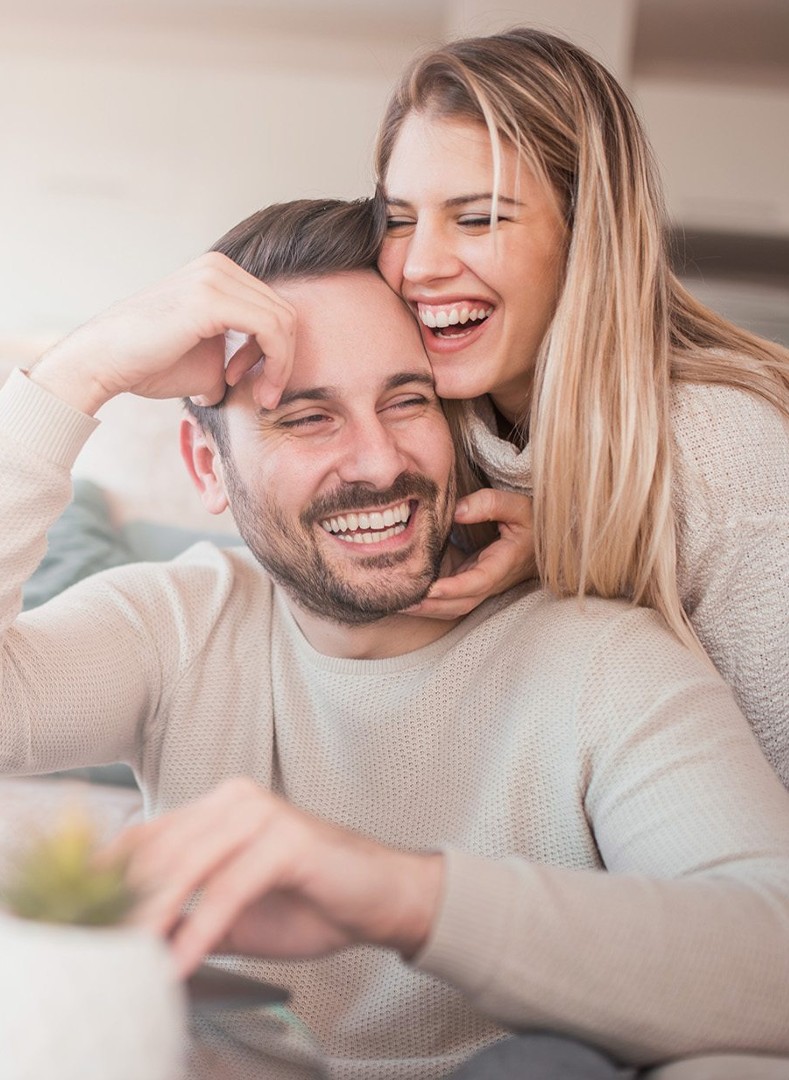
[426,353,490,402]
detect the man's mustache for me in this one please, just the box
[301,473,440,526]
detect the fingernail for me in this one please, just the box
[454,499,468,518]
[190,395,209,408]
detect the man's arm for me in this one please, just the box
[0,368,154,772]
[1,256,296,774]
[418,608,789,1063]
[108,607,789,1064]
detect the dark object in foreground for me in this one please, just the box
[186,963,289,1012]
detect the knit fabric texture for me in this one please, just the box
[3,369,789,1079]
[459,380,789,786]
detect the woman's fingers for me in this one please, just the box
[404,557,503,619]
[406,488,537,619]
[455,487,534,534]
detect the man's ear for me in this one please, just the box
[180,415,229,515]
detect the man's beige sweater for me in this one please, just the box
[3,369,789,1079]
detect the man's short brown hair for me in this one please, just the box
[184,197,383,445]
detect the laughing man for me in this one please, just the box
[2,199,789,1080]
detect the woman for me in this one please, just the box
[373,27,789,783]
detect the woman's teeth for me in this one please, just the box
[320,500,411,544]
[417,304,493,330]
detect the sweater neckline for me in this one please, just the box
[273,587,515,675]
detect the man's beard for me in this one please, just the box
[222,460,456,626]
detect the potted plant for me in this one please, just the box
[0,808,186,1080]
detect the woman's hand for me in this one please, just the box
[407,488,536,620]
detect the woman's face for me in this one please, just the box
[378,111,567,421]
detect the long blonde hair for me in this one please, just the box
[374,27,789,653]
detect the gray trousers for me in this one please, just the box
[449,1035,789,1079]
[449,1034,636,1079]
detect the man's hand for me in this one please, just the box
[406,488,536,619]
[29,253,296,416]
[103,778,444,978]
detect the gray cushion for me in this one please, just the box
[23,479,131,611]
[24,479,243,611]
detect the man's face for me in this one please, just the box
[217,271,457,625]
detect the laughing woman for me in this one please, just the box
[374,27,789,783]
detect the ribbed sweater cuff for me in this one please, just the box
[413,849,519,999]
[0,367,99,468]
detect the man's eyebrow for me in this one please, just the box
[259,387,336,415]
[259,374,433,416]
[384,372,435,392]
[385,193,524,210]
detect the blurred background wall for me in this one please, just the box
[1,0,787,346]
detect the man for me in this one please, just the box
[2,199,789,1080]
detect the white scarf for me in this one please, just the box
[461,396,533,495]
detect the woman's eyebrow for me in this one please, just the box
[385,194,524,209]
[444,193,524,209]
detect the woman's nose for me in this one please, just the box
[400,222,462,286]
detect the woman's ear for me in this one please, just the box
[180,415,230,515]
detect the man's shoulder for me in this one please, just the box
[477,584,641,629]
[467,586,679,667]
[71,540,274,629]
[451,587,716,724]
[154,541,271,602]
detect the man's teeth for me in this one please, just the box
[319,500,411,544]
[418,304,493,330]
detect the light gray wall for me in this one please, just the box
[0,12,421,337]
[1,0,786,342]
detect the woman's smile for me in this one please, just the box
[379,111,567,419]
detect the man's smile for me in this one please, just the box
[319,499,413,545]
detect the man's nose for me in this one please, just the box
[402,220,462,285]
[335,417,410,491]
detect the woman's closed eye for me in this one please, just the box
[385,215,506,231]
[457,214,512,229]
[385,216,415,233]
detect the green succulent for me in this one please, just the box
[1,811,138,927]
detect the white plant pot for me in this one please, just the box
[0,912,186,1080]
